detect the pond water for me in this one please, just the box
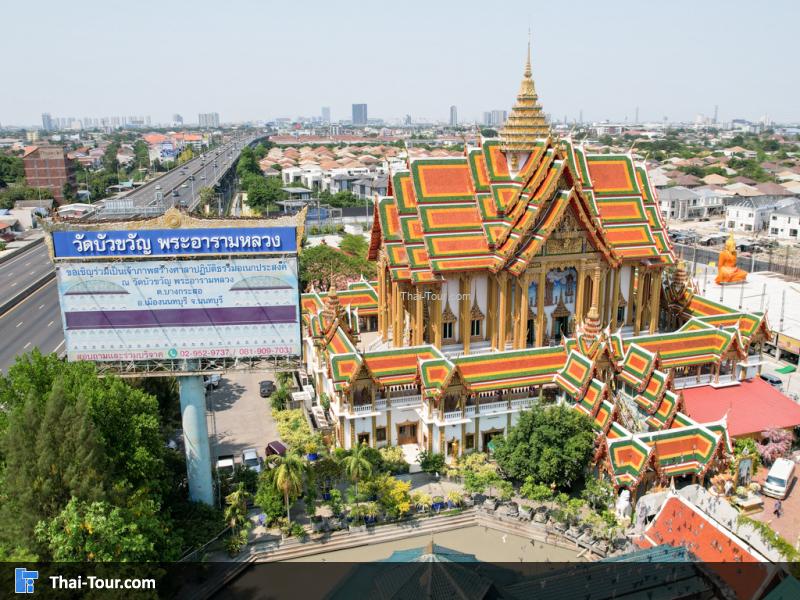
[289,524,583,562]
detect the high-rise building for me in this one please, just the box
[449,105,458,127]
[352,104,368,125]
[321,106,331,123]
[482,110,508,127]
[198,112,220,128]
[22,145,76,204]
[173,114,183,125]
[41,113,54,131]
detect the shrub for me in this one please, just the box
[520,477,553,503]
[378,446,410,474]
[418,450,445,474]
[254,476,286,526]
[581,478,615,512]
[290,522,307,539]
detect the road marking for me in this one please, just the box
[7,272,12,276]
[23,342,30,349]
[39,304,44,310]
[16,321,23,328]
[10,281,16,287]
[47,320,54,327]
[24,262,30,266]
[29,270,35,275]
[52,340,65,354]
[0,278,56,320]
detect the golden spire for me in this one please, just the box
[500,33,550,152]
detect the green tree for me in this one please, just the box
[255,473,287,525]
[493,404,594,490]
[581,477,615,511]
[339,233,368,258]
[34,497,167,561]
[269,454,307,524]
[299,244,375,290]
[341,443,372,498]
[418,450,445,474]
[0,155,24,187]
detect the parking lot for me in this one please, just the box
[206,369,279,466]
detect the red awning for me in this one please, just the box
[683,378,800,437]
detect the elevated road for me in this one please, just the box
[0,279,63,373]
[100,133,262,218]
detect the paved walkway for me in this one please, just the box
[750,465,800,550]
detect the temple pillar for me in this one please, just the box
[414,286,424,345]
[497,273,508,350]
[592,265,601,307]
[649,269,661,334]
[626,265,636,326]
[432,285,442,348]
[535,268,546,347]
[391,281,401,347]
[459,275,471,354]
[634,267,645,336]
[576,263,586,324]
[599,268,608,326]
[486,276,497,347]
[516,275,530,349]
[610,267,621,330]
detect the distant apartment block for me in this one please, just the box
[352,104,368,125]
[22,145,76,204]
[449,105,458,127]
[482,110,507,127]
[321,106,331,123]
[41,112,54,131]
[198,112,220,128]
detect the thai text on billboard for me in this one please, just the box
[51,226,297,259]
[55,257,300,361]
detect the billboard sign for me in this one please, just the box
[55,257,300,361]
[51,226,296,259]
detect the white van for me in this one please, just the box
[763,457,796,499]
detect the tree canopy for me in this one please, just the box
[493,404,595,490]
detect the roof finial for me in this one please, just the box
[525,27,532,78]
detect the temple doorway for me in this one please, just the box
[482,428,504,453]
[397,423,418,445]
[527,318,535,347]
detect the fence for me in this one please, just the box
[673,243,800,281]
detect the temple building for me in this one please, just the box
[301,45,781,498]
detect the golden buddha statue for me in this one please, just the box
[715,234,747,285]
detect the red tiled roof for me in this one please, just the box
[637,495,773,600]
[682,378,800,437]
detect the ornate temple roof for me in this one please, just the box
[499,40,550,152]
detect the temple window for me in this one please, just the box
[443,321,454,341]
[470,297,485,340]
[357,432,370,446]
[376,427,387,442]
[465,433,475,449]
[442,299,457,342]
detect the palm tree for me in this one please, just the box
[225,482,252,531]
[341,443,372,499]
[271,454,308,525]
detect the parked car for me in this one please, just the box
[763,457,796,499]
[216,455,235,476]
[260,380,276,397]
[265,440,287,457]
[204,374,221,389]
[760,373,783,389]
[241,448,262,473]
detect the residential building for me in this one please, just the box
[767,199,800,239]
[483,110,507,127]
[449,105,458,127]
[22,145,76,204]
[352,104,368,125]
[321,106,331,123]
[725,196,796,232]
[658,186,725,221]
[352,175,388,199]
[198,112,220,128]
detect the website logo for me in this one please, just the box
[14,568,38,594]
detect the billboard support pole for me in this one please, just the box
[179,368,214,505]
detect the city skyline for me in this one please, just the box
[1,0,799,126]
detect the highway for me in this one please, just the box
[0,278,63,373]
[102,134,261,217]
[0,243,52,309]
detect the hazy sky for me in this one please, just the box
[2,0,798,126]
